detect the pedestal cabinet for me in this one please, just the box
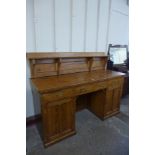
[89,77,124,120]
[104,78,123,118]
[41,97,76,146]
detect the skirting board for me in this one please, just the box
[26,114,41,127]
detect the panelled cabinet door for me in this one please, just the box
[112,87,122,112]
[104,88,114,116]
[42,98,76,146]
[104,78,123,118]
[89,90,106,119]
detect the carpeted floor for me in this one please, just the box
[26,95,129,155]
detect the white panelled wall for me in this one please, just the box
[26,0,129,117]
[108,0,129,44]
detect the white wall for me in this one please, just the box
[26,0,129,117]
[26,0,36,117]
[108,0,129,45]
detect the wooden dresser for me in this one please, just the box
[27,52,125,147]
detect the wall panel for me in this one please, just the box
[108,0,129,45]
[111,0,129,15]
[34,0,54,51]
[97,0,110,52]
[85,0,98,52]
[26,0,36,51]
[55,0,71,52]
[72,0,85,52]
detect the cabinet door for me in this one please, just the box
[104,88,114,116]
[104,78,123,118]
[89,90,106,119]
[42,98,76,146]
[112,87,122,112]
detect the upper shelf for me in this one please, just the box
[26,52,107,59]
[26,52,108,78]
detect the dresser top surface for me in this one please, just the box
[31,70,124,93]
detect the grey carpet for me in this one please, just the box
[26,95,129,155]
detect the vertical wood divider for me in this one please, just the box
[30,59,36,77]
[103,57,108,70]
[55,58,61,75]
[87,57,94,72]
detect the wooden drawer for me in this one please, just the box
[107,77,123,89]
[42,81,108,103]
